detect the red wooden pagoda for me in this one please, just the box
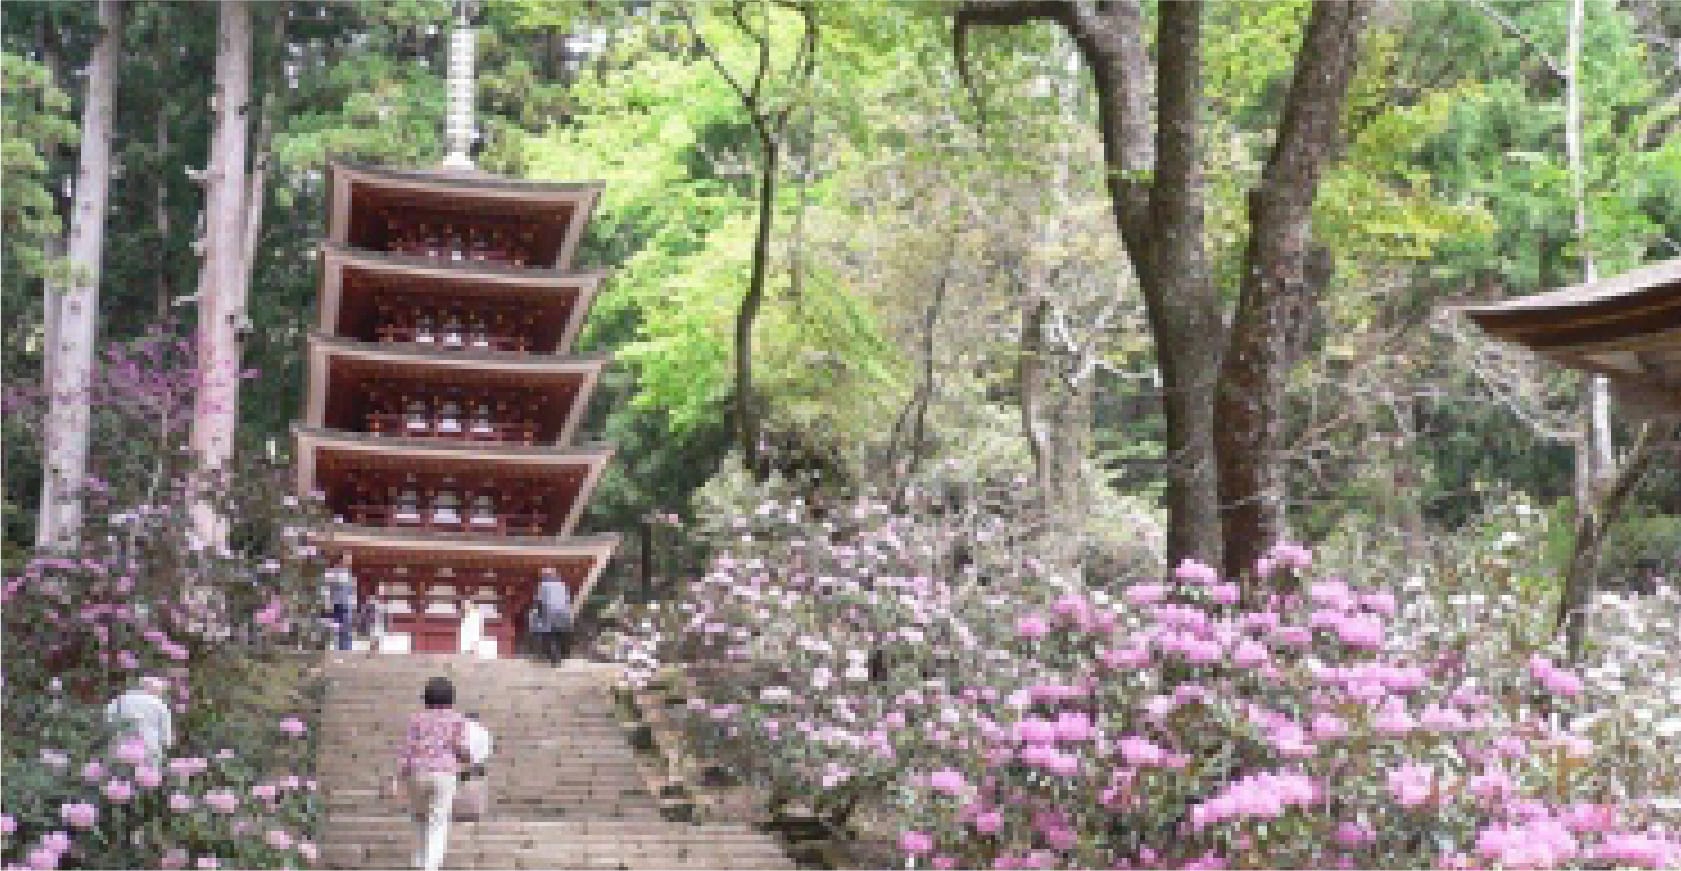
[296,163,618,655]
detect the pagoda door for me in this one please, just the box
[396,612,461,654]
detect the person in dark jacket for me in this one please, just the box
[528,568,572,664]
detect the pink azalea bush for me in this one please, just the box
[617,478,1681,869]
[2,330,328,869]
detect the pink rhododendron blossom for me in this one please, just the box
[1015,615,1050,639]
[278,716,307,736]
[1333,821,1375,847]
[80,761,104,782]
[58,803,96,829]
[1311,712,1349,740]
[102,778,133,803]
[928,769,967,797]
[1593,833,1681,868]
[1387,763,1434,808]
[161,849,188,869]
[1474,819,1578,869]
[196,858,220,870]
[1011,718,1056,745]
[169,793,196,812]
[1174,559,1219,585]
[135,765,162,788]
[203,790,238,813]
[974,810,1004,834]
[1528,654,1586,697]
[27,846,61,870]
[899,830,934,856]
[1558,803,1616,833]
[1267,542,1313,571]
[297,841,319,863]
[265,830,293,850]
[1124,583,1169,606]
[112,737,148,765]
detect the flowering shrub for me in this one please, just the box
[2,329,329,869]
[620,480,1681,869]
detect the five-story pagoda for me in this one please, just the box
[295,165,617,655]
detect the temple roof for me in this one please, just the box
[318,243,609,286]
[1458,259,1681,419]
[306,333,610,374]
[327,162,602,271]
[332,161,606,198]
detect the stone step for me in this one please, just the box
[316,657,794,870]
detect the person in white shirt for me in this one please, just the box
[464,713,493,766]
[458,600,484,657]
[106,675,174,765]
[456,712,494,821]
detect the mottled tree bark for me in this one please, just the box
[1214,1,1370,580]
[958,0,1223,568]
[188,0,252,549]
[38,0,123,549]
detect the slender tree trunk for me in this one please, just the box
[737,126,776,477]
[1214,1,1369,580]
[1558,423,1675,659]
[154,101,173,320]
[188,0,252,550]
[1019,296,1052,506]
[37,0,123,550]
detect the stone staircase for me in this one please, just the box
[316,655,796,870]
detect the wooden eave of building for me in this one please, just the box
[1457,259,1681,420]
[304,334,609,445]
[293,425,613,534]
[315,244,606,353]
[327,162,603,271]
[313,526,621,605]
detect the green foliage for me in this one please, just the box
[0,51,74,284]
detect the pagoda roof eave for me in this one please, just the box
[312,526,620,606]
[293,424,613,464]
[318,243,610,287]
[307,333,611,371]
[330,161,606,200]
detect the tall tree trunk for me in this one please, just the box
[1135,0,1224,569]
[737,126,776,477]
[188,0,252,550]
[1214,1,1370,580]
[37,0,123,550]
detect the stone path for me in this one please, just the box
[316,654,795,870]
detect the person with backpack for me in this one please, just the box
[528,568,573,664]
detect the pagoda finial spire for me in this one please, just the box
[441,1,478,170]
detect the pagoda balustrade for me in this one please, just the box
[377,212,542,268]
[373,303,541,354]
[328,471,567,536]
[358,384,560,445]
[367,413,538,444]
[347,504,547,535]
